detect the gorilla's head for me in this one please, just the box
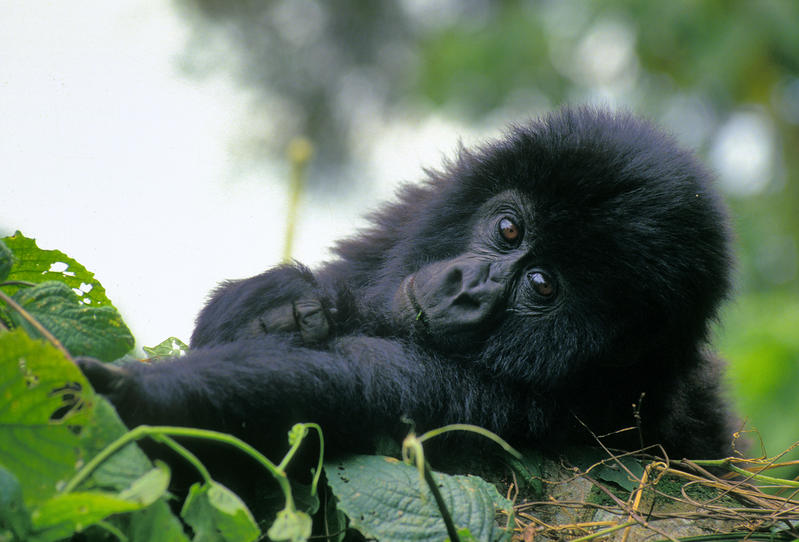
[389,108,733,385]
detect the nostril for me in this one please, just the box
[451,292,481,309]
[442,267,463,297]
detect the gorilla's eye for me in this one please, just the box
[528,271,555,297]
[498,217,521,243]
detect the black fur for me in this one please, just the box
[80,108,735,467]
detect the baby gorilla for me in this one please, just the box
[80,107,736,464]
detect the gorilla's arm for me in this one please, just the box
[79,336,526,457]
[190,263,337,349]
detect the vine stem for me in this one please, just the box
[0,280,37,287]
[423,460,460,542]
[0,289,72,360]
[403,434,460,542]
[277,423,324,497]
[92,520,129,542]
[569,520,638,542]
[282,137,313,262]
[689,458,799,487]
[417,423,521,459]
[62,425,296,511]
[151,434,212,484]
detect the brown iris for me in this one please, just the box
[529,271,554,297]
[499,217,520,243]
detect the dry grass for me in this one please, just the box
[504,437,799,541]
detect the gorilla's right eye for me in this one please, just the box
[528,271,555,298]
[498,217,521,243]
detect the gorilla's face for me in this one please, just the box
[392,190,562,350]
[389,111,732,386]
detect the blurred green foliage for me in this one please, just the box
[718,295,799,458]
[180,0,799,458]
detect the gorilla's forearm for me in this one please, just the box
[82,336,527,456]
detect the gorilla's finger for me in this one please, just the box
[76,357,130,395]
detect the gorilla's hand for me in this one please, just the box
[291,297,337,344]
[190,263,337,348]
[250,295,335,344]
[76,357,132,404]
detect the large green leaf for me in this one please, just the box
[325,455,512,542]
[0,331,188,542]
[10,281,134,361]
[0,330,95,506]
[1,232,115,307]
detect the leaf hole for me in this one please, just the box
[67,425,83,436]
[48,382,85,422]
[46,261,76,277]
[73,283,94,302]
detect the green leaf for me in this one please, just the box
[0,239,14,282]
[504,449,544,498]
[325,455,512,542]
[11,281,134,361]
[266,508,312,542]
[568,448,644,493]
[116,461,171,506]
[181,481,260,542]
[142,336,188,359]
[0,330,95,506]
[0,464,31,539]
[1,232,116,307]
[127,499,191,542]
[30,492,141,542]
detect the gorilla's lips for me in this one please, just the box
[393,274,429,334]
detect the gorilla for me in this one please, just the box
[80,107,735,466]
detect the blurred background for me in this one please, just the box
[2,1,797,461]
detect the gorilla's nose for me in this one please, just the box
[420,256,505,328]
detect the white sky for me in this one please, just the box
[0,1,472,349]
